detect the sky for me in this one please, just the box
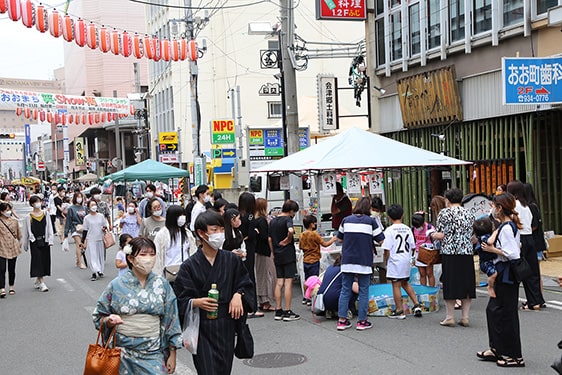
[0,1,65,80]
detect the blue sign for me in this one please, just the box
[221,148,236,158]
[298,128,309,149]
[264,129,283,148]
[502,57,562,105]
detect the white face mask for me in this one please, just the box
[177,215,186,227]
[152,210,162,217]
[146,192,154,198]
[90,206,98,212]
[3,211,12,217]
[205,232,225,250]
[133,255,155,275]
[203,195,211,203]
[93,194,101,201]
[127,207,136,214]
[33,203,42,209]
[76,198,83,204]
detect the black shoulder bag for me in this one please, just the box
[498,221,532,282]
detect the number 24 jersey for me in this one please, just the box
[382,223,415,279]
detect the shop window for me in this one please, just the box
[473,0,492,34]
[504,0,524,26]
[450,0,465,42]
[409,3,421,55]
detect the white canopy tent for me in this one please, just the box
[252,127,471,173]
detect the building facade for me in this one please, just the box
[366,0,562,232]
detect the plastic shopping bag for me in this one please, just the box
[182,299,200,354]
[62,237,70,252]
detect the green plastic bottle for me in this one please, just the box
[207,283,219,319]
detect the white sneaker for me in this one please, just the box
[34,280,41,289]
[39,282,48,292]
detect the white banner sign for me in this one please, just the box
[346,172,361,194]
[368,172,384,195]
[0,87,131,114]
[321,173,337,195]
[317,75,338,132]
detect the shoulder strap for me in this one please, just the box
[322,270,342,294]
[0,218,17,239]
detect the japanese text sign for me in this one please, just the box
[317,75,339,132]
[211,119,235,144]
[316,0,366,20]
[502,57,562,105]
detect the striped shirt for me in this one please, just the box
[337,214,384,272]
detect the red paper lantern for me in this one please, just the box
[143,35,154,60]
[20,0,34,28]
[0,0,8,14]
[101,113,106,123]
[54,112,60,124]
[49,9,62,38]
[46,112,53,123]
[7,0,20,21]
[121,31,132,57]
[62,15,74,42]
[188,39,198,61]
[32,109,38,120]
[68,114,74,124]
[152,36,161,62]
[60,113,66,125]
[39,111,45,122]
[160,38,170,62]
[88,113,94,125]
[15,107,22,116]
[35,3,47,33]
[99,26,110,53]
[74,18,86,47]
[86,22,97,49]
[132,33,143,58]
[110,29,120,55]
[94,113,100,123]
[81,114,87,125]
[171,39,179,61]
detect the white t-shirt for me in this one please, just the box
[382,223,415,279]
[115,250,128,277]
[515,200,533,235]
[165,232,191,267]
[189,201,206,232]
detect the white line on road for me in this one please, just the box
[477,288,562,311]
[56,278,75,292]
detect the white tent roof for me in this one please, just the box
[252,127,470,173]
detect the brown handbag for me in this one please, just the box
[417,245,442,265]
[103,230,116,250]
[83,321,121,375]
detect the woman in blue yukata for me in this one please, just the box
[93,237,182,374]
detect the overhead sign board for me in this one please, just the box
[502,57,562,105]
[248,127,310,170]
[159,132,178,144]
[211,119,235,144]
[317,75,339,132]
[316,0,367,21]
[74,137,86,166]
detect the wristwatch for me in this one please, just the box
[235,290,245,297]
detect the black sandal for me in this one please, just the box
[476,348,498,362]
[497,356,525,367]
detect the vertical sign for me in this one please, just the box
[24,124,31,173]
[194,157,205,186]
[75,137,85,166]
[317,75,339,132]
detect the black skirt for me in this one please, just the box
[441,254,476,300]
[30,241,51,278]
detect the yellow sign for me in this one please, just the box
[74,137,85,166]
[159,132,178,144]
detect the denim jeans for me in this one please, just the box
[338,272,370,321]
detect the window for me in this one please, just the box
[409,3,421,55]
[450,0,465,42]
[473,0,492,34]
[375,18,386,65]
[391,11,402,61]
[537,0,558,15]
[504,0,524,26]
[428,0,441,49]
[249,176,262,192]
[268,101,282,118]
[375,0,384,15]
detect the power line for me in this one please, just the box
[128,0,270,10]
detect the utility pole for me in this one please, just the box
[185,0,200,165]
[133,62,144,163]
[280,0,303,210]
[236,85,243,186]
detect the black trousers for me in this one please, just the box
[0,256,17,289]
[521,234,545,307]
[486,272,522,359]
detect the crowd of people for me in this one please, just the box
[0,178,555,373]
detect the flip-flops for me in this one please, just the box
[0,289,6,298]
[496,356,525,367]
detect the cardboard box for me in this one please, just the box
[547,235,562,256]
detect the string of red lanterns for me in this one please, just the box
[1,0,198,62]
[13,106,134,126]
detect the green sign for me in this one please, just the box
[212,133,235,144]
[265,147,284,156]
[212,149,222,159]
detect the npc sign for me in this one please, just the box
[502,57,562,105]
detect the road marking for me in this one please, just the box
[477,288,562,311]
[56,278,75,292]
[175,360,196,375]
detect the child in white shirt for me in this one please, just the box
[383,204,423,319]
[115,233,132,277]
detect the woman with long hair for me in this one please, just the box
[153,205,196,282]
[507,180,545,310]
[23,196,54,292]
[477,193,525,367]
[252,198,276,312]
[0,202,21,297]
